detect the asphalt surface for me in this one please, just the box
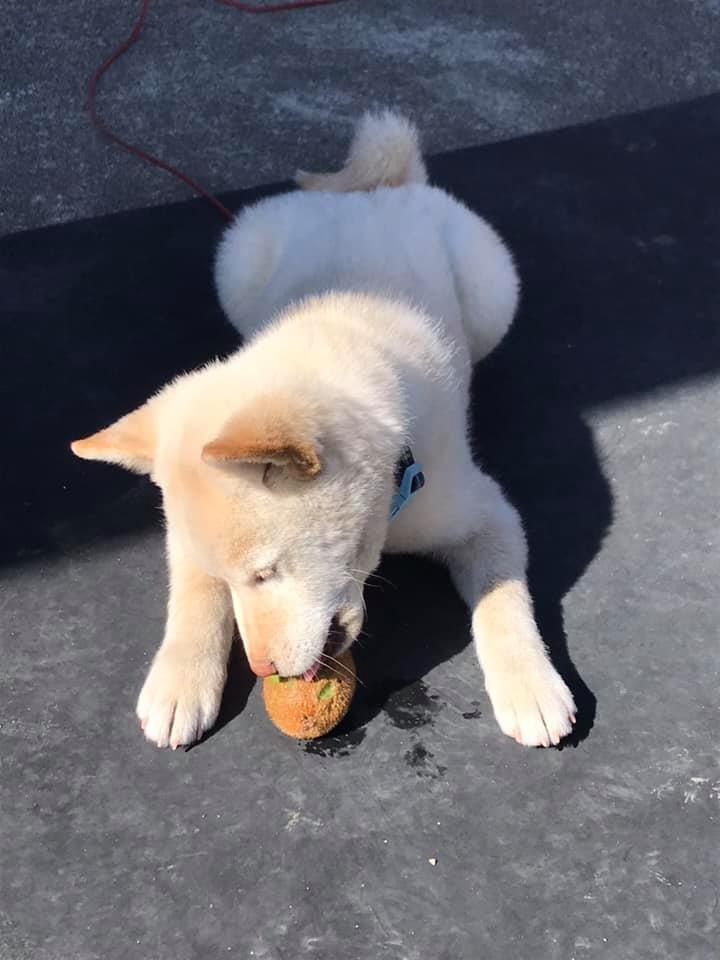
[2,3,720,959]
[2,0,720,232]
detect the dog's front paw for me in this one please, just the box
[136,648,226,749]
[486,656,576,747]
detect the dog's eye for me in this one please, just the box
[253,567,276,585]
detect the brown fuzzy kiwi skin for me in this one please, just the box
[262,649,356,739]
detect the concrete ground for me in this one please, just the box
[2,0,720,233]
[2,4,720,960]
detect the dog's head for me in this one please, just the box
[71,365,397,678]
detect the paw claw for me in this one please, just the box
[488,657,576,749]
[136,649,224,750]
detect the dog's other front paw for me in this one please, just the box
[486,655,576,747]
[136,648,226,749]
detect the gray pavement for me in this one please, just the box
[2,5,720,960]
[2,0,720,233]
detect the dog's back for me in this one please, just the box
[216,111,518,366]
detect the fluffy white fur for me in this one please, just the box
[73,111,575,749]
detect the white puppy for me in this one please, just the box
[73,111,576,749]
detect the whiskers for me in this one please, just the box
[318,650,364,688]
[344,567,396,620]
[349,567,396,590]
[352,628,371,646]
[343,571,368,618]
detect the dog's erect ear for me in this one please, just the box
[202,412,321,481]
[70,401,156,474]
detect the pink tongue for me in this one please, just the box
[302,661,321,681]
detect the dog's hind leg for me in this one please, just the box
[442,199,521,364]
[440,470,575,746]
[136,533,235,748]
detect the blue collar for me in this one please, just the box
[389,447,425,520]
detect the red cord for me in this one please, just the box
[88,0,344,222]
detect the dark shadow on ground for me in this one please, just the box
[189,638,257,751]
[3,94,719,748]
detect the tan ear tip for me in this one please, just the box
[201,441,224,464]
[71,436,104,460]
[202,441,243,466]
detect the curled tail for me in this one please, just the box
[296,110,427,193]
